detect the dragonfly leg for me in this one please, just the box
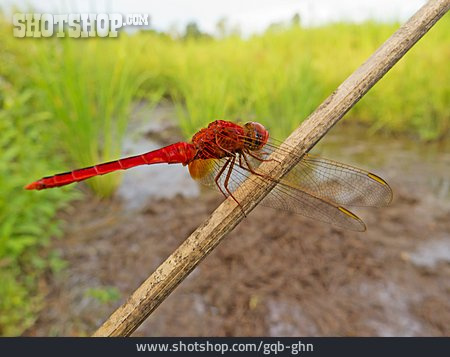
[238,152,262,177]
[224,156,246,216]
[246,149,279,163]
[241,151,282,187]
[214,158,231,199]
[238,153,244,168]
[241,152,267,178]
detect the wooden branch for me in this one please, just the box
[93,0,450,337]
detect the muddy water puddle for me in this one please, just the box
[25,105,450,336]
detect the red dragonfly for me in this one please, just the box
[26,120,392,231]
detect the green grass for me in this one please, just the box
[30,36,149,197]
[133,17,449,140]
[0,83,76,336]
[0,17,76,335]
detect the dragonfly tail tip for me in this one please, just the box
[24,181,40,190]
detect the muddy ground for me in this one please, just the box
[24,106,450,336]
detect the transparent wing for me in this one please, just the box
[188,157,366,231]
[251,141,393,207]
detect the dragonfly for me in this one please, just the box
[25,120,392,231]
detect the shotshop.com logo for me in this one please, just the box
[13,13,150,38]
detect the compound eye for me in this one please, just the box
[243,122,269,149]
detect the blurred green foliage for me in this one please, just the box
[133,17,449,140]
[0,13,448,336]
[0,72,75,336]
[30,36,148,197]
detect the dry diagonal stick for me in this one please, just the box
[94,0,450,337]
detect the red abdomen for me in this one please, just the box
[25,142,196,190]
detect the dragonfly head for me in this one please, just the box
[243,122,269,151]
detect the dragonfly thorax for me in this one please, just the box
[191,120,247,160]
